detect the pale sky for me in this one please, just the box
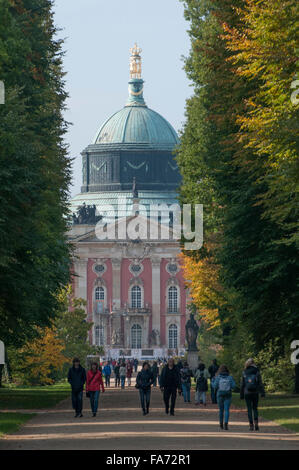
[53,0,192,197]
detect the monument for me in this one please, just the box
[185,313,199,371]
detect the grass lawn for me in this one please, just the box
[0,412,35,437]
[232,393,299,433]
[0,381,70,410]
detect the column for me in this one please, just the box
[75,258,88,301]
[151,257,161,340]
[74,258,88,320]
[111,258,122,310]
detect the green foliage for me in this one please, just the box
[253,340,295,393]
[55,287,103,370]
[0,0,72,346]
[178,0,299,392]
[197,321,222,366]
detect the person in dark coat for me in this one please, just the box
[136,362,155,415]
[208,359,219,404]
[240,358,265,431]
[67,358,86,418]
[180,361,193,403]
[114,363,120,387]
[160,358,181,416]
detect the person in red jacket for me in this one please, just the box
[126,361,133,386]
[86,362,105,417]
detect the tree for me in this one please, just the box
[223,0,299,246]
[180,243,223,330]
[56,286,102,366]
[178,0,299,381]
[0,0,72,346]
[10,325,66,385]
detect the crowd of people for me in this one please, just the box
[67,356,265,432]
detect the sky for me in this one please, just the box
[53,0,192,197]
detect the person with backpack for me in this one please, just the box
[160,358,181,416]
[67,358,86,418]
[86,362,105,417]
[136,361,155,415]
[214,365,236,430]
[180,362,193,403]
[208,359,219,404]
[194,363,209,406]
[240,358,265,431]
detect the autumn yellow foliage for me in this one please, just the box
[180,248,222,330]
[18,325,66,385]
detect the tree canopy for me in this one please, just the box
[0,0,72,346]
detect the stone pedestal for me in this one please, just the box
[187,350,199,372]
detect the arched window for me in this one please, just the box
[95,325,104,346]
[95,287,105,314]
[131,285,142,309]
[168,286,178,313]
[95,286,105,300]
[168,324,178,349]
[131,324,142,349]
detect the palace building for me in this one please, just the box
[69,45,188,359]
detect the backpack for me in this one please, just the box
[218,375,232,393]
[181,369,190,384]
[196,372,208,391]
[244,372,258,392]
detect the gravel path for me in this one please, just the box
[1,385,298,450]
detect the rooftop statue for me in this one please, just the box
[72,203,102,225]
[130,43,142,79]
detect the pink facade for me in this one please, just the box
[73,250,187,357]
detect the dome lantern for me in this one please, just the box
[75,44,181,200]
[127,43,146,107]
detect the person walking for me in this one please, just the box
[103,362,111,387]
[126,361,133,387]
[208,359,219,404]
[214,365,236,430]
[120,362,126,389]
[67,358,86,418]
[240,358,265,431]
[86,362,105,417]
[134,358,139,373]
[160,358,181,416]
[151,361,159,387]
[136,362,155,415]
[194,363,209,406]
[180,361,193,403]
[158,361,164,386]
[114,362,120,387]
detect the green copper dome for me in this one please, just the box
[77,44,181,197]
[93,78,179,147]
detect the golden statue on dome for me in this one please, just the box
[130,43,142,79]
